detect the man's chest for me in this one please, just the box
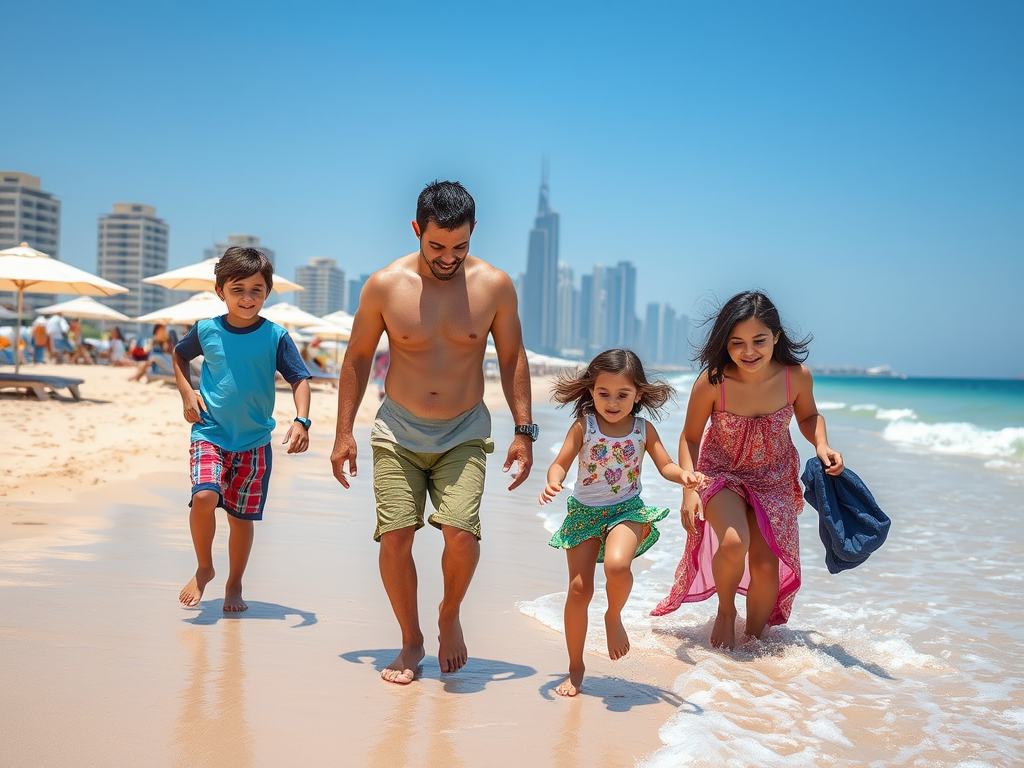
[383,289,495,346]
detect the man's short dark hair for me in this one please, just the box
[416,180,476,233]
[215,247,274,291]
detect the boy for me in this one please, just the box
[173,246,311,611]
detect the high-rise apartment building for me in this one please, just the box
[204,234,275,267]
[348,274,370,314]
[295,257,346,317]
[603,261,638,349]
[0,171,61,309]
[96,203,169,323]
[521,168,560,353]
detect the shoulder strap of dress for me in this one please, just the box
[786,366,791,405]
[720,377,726,411]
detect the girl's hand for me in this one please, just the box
[817,444,844,476]
[680,488,702,535]
[538,481,563,505]
[679,469,706,490]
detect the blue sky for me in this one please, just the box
[3,1,1021,377]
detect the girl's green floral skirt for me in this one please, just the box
[548,495,670,562]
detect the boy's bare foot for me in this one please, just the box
[382,644,425,685]
[556,666,585,697]
[710,608,738,649]
[605,612,631,660]
[179,566,215,607]
[223,587,248,612]
[437,612,468,673]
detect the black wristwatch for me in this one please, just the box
[514,423,539,442]
[294,417,312,430]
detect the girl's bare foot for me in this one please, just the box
[179,566,215,607]
[223,587,248,612]
[605,612,631,660]
[381,644,425,685]
[710,608,738,649]
[556,666,585,697]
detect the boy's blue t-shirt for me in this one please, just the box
[175,316,310,452]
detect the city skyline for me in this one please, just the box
[3,2,1020,377]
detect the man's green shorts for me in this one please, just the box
[371,438,494,541]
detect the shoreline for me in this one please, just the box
[1,383,681,765]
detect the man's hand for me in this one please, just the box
[503,434,533,491]
[182,390,206,424]
[284,422,309,454]
[331,434,358,488]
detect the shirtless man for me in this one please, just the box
[331,180,536,685]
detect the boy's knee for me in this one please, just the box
[192,489,220,509]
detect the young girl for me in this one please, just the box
[541,349,702,697]
[651,291,843,649]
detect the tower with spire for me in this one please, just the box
[521,160,560,353]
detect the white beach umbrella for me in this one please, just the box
[0,242,128,372]
[143,257,304,294]
[259,302,322,328]
[319,310,353,326]
[134,292,225,325]
[301,322,352,342]
[35,295,131,322]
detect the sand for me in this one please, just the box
[0,366,682,766]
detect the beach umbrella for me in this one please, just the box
[35,295,131,322]
[143,258,304,294]
[0,242,128,372]
[320,310,353,326]
[0,306,20,320]
[303,323,387,368]
[134,292,225,325]
[259,302,322,328]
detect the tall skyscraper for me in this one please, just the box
[644,302,661,362]
[0,171,61,310]
[555,262,577,354]
[587,264,607,355]
[521,166,560,353]
[603,261,638,349]
[578,273,593,353]
[295,257,346,317]
[97,203,169,325]
[204,234,275,267]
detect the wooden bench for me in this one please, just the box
[0,374,84,401]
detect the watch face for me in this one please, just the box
[517,424,539,441]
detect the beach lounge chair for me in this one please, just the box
[0,373,84,401]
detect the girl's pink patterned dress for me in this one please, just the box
[652,389,803,626]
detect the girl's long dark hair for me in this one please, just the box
[551,348,674,420]
[695,291,811,385]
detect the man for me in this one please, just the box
[331,180,536,685]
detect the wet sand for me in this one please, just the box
[1,367,681,766]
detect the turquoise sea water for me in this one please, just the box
[521,373,1024,766]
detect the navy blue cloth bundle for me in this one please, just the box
[801,458,891,574]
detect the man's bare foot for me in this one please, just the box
[223,587,248,612]
[179,566,215,607]
[710,608,738,649]
[556,666,585,697]
[605,612,631,660]
[382,644,425,685]
[438,612,467,673]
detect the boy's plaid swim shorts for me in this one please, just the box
[189,440,272,520]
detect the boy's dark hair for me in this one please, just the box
[551,348,674,421]
[416,180,476,233]
[215,247,274,291]
[696,290,811,386]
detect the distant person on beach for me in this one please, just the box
[173,247,312,612]
[130,323,172,382]
[540,349,703,697]
[652,291,843,649]
[330,180,535,685]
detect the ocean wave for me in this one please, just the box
[875,407,917,421]
[816,401,846,410]
[883,421,1024,461]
